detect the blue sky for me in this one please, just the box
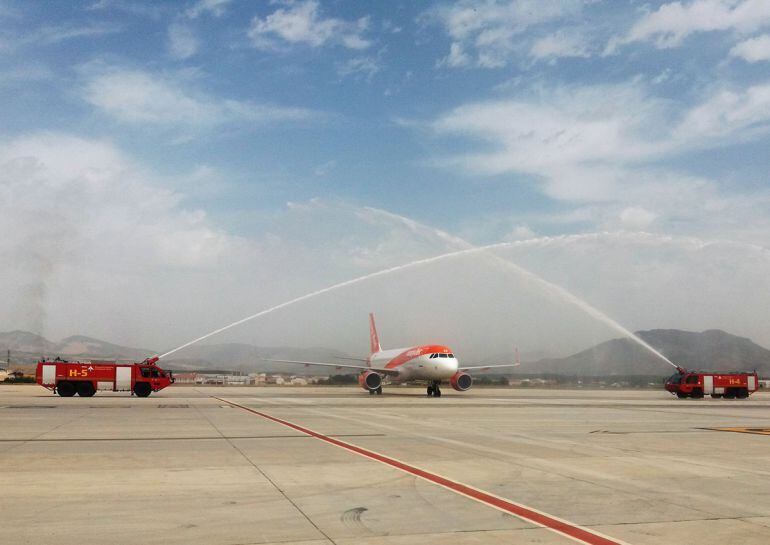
[3,0,770,354]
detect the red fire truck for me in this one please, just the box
[36,356,174,397]
[665,367,759,399]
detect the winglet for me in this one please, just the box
[369,313,381,355]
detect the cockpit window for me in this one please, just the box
[448,354,454,358]
[439,353,448,358]
[429,353,436,359]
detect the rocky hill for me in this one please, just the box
[519,329,770,377]
[0,331,353,374]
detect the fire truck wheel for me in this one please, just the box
[711,394,723,399]
[736,388,749,399]
[724,390,736,399]
[676,392,688,399]
[134,382,152,398]
[690,389,704,399]
[77,382,96,397]
[57,381,76,397]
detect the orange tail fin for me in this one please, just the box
[369,313,382,355]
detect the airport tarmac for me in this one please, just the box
[1,385,769,545]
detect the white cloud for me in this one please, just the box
[730,33,770,61]
[610,0,770,51]
[440,42,471,67]
[87,1,166,19]
[167,23,198,59]
[426,0,585,68]
[430,80,770,187]
[530,30,591,62]
[431,82,670,180]
[186,0,231,19]
[0,133,244,341]
[82,66,318,131]
[505,224,536,241]
[336,50,384,82]
[313,159,336,176]
[425,79,770,242]
[18,21,122,47]
[619,207,657,230]
[676,82,770,141]
[249,0,371,50]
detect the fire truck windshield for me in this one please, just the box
[666,373,682,384]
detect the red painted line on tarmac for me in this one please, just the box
[213,396,630,545]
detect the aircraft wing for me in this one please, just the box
[333,356,370,363]
[265,359,400,376]
[460,363,521,371]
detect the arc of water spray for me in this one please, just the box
[158,213,677,368]
[362,207,677,368]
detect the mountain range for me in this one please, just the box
[2,329,769,377]
[515,329,770,376]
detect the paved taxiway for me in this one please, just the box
[1,385,769,545]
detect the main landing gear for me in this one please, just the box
[369,386,383,395]
[427,381,442,397]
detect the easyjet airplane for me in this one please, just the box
[270,314,520,397]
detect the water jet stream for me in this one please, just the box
[158,236,677,368]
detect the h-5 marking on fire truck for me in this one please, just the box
[68,368,89,378]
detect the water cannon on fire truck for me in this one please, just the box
[665,367,758,399]
[36,355,174,398]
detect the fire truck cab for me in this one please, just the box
[36,356,174,397]
[665,368,758,399]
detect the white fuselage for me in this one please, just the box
[369,345,459,383]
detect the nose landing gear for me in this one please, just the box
[427,381,442,397]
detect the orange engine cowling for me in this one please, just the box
[450,371,472,391]
[358,370,382,391]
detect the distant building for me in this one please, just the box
[173,373,199,384]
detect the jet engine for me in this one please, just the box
[358,370,382,391]
[450,371,472,391]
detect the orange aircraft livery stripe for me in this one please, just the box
[383,344,450,369]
